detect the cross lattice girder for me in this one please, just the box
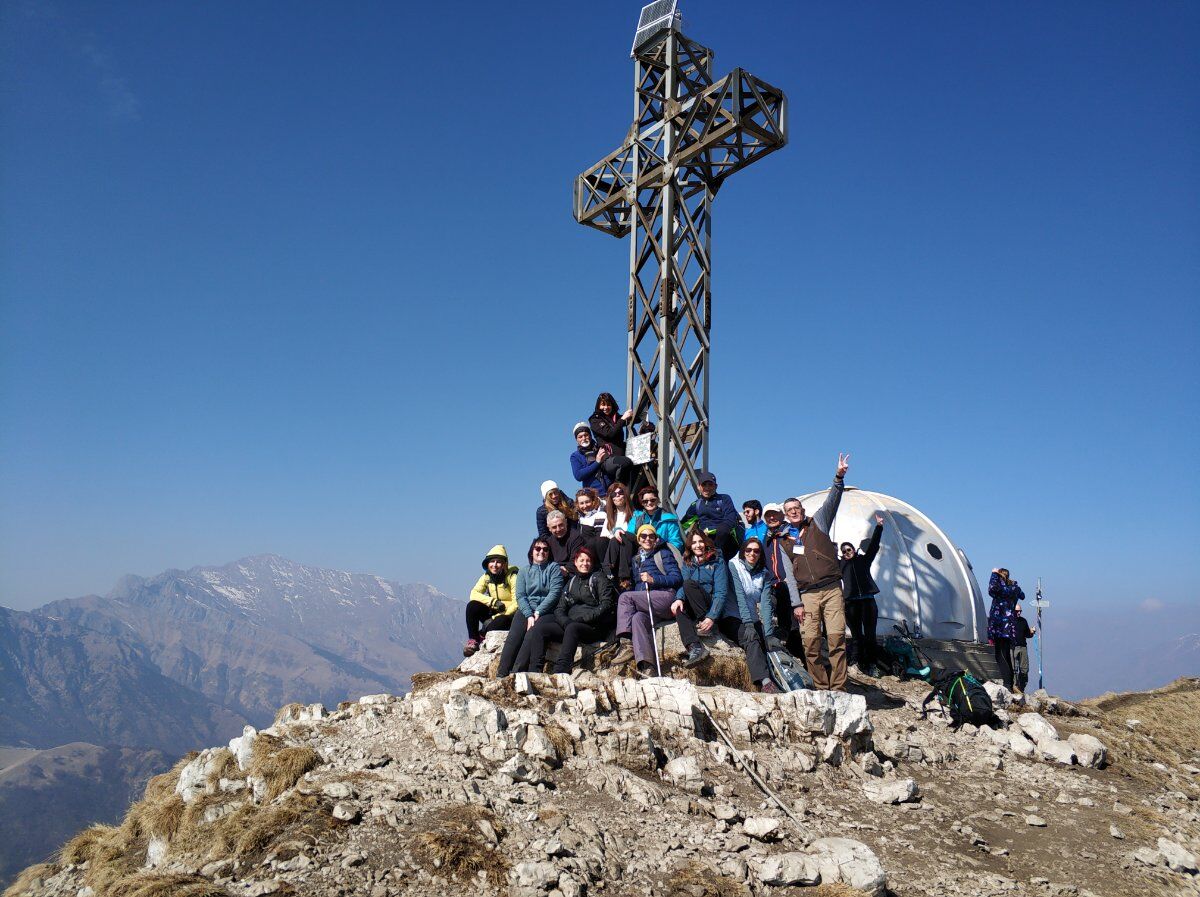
[573,14,786,510]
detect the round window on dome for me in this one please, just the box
[926,543,943,561]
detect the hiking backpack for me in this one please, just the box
[921,669,994,728]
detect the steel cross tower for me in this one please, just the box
[573,2,787,510]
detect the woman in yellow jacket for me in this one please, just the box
[464,545,519,656]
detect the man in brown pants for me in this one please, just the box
[789,453,850,691]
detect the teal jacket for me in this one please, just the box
[627,509,683,550]
[515,562,564,617]
[680,555,731,621]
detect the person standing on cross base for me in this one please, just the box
[790,453,852,692]
[840,514,884,676]
[987,567,1024,691]
[1011,602,1036,694]
[681,471,741,560]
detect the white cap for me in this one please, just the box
[572,421,591,437]
[763,502,785,516]
[540,480,558,499]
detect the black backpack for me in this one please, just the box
[921,669,994,728]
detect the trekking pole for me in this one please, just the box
[1035,578,1045,691]
[646,582,662,677]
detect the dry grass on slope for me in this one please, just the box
[410,806,509,886]
[2,863,60,897]
[1084,676,1200,776]
[247,735,322,802]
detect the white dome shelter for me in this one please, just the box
[795,487,987,643]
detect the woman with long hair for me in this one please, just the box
[588,391,634,457]
[601,482,635,592]
[535,480,578,538]
[672,530,776,692]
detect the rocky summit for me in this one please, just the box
[6,635,1198,897]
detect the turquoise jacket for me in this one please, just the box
[515,562,564,617]
[680,555,731,621]
[627,509,683,550]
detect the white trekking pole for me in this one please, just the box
[646,581,662,677]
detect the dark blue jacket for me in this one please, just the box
[570,447,612,496]
[987,572,1024,641]
[679,555,730,621]
[681,493,740,540]
[631,543,683,590]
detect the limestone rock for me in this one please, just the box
[1067,733,1107,768]
[1039,739,1076,766]
[756,851,821,886]
[1014,713,1058,745]
[1008,730,1036,758]
[983,681,1014,708]
[742,816,781,841]
[511,860,560,890]
[863,777,920,805]
[662,755,703,792]
[1157,838,1198,875]
[807,837,888,896]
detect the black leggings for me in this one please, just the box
[993,637,1015,690]
[465,602,513,642]
[523,617,608,674]
[497,611,532,677]
[845,597,879,670]
[675,581,771,684]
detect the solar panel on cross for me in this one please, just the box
[631,0,680,56]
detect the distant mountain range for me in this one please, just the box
[0,554,463,885]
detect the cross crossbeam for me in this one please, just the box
[573,3,787,510]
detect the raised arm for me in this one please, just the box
[813,454,850,533]
[863,516,884,564]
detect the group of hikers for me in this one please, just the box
[461,392,887,694]
[462,390,1036,697]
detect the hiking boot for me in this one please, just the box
[462,638,479,657]
[760,680,781,695]
[635,661,656,678]
[610,642,635,666]
[682,643,710,668]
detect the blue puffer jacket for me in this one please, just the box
[680,555,730,621]
[986,572,1024,641]
[516,562,564,617]
[729,557,779,634]
[630,543,683,590]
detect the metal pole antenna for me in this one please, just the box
[574,1,787,510]
[1035,577,1045,692]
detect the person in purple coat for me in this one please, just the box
[610,525,683,677]
[987,567,1025,690]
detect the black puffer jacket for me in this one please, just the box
[588,410,628,456]
[554,571,616,626]
[840,523,882,600]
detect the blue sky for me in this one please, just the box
[2,2,1197,623]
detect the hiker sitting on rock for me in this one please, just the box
[611,525,684,677]
[570,422,631,497]
[840,514,885,677]
[463,545,519,658]
[601,483,635,592]
[497,538,564,677]
[626,485,683,551]
[521,545,616,675]
[575,488,607,555]
[673,529,777,693]
[536,480,578,539]
[545,510,586,572]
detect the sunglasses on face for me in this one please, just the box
[532,546,550,554]
[638,534,656,540]
[744,548,761,555]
